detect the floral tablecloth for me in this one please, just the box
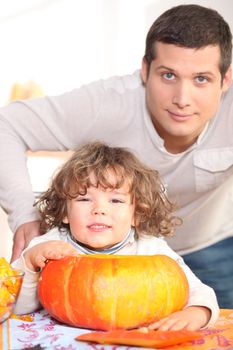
[0,309,233,350]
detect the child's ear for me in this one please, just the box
[131,216,135,227]
[62,216,69,224]
[131,202,136,227]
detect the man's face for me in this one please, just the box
[141,42,232,153]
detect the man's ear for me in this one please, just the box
[222,65,232,92]
[141,57,149,84]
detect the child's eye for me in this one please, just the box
[76,197,90,202]
[110,199,124,203]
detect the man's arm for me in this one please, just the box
[0,98,67,234]
[0,98,76,259]
[0,84,106,234]
[11,220,41,262]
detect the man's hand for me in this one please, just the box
[11,220,42,262]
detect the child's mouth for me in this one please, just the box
[88,224,111,232]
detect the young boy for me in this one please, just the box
[12,141,219,331]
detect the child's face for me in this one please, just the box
[63,175,135,249]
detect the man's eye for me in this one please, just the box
[195,76,208,84]
[162,72,175,80]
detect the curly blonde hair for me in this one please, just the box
[36,141,181,237]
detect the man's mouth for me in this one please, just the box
[167,110,194,121]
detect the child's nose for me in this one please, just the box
[91,205,108,215]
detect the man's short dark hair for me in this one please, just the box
[144,4,232,79]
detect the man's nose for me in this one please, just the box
[172,81,191,108]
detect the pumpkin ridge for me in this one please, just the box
[63,257,81,325]
[110,259,118,330]
[138,258,159,326]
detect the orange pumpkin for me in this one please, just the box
[38,254,189,330]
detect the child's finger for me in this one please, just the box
[35,255,47,268]
[148,317,169,330]
[159,319,188,331]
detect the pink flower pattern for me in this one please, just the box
[10,309,133,349]
[7,309,233,350]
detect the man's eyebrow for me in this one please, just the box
[195,71,215,76]
[156,65,175,71]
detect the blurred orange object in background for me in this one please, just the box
[9,80,44,101]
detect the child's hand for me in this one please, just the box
[147,306,211,331]
[24,240,78,271]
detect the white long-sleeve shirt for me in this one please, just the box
[12,228,219,326]
[0,71,233,254]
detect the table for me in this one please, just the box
[1,309,233,349]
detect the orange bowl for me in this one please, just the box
[0,268,24,323]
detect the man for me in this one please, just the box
[0,4,232,307]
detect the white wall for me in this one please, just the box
[0,0,233,260]
[0,0,232,104]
